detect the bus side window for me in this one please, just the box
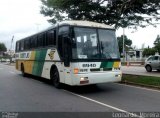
[47,29,56,46]
[45,32,48,46]
[24,39,30,50]
[30,37,34,48]
[31,36,37,49]
[58,26,69,60]
[54,30,56,45]
[58,35,63,58]
[19,42,21,51]
[20,40,24,51]
[37,34,43,47]
[34,36,37,48]
[24,39,27,50]
[42,33,46,47]
[16,42,20,51]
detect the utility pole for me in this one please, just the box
[123,28,125,62]
[11,36,14,50]
[10,36,14,63]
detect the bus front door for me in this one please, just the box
[60,34,72,85]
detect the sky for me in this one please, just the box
[0,0,160,50]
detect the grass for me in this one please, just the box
[0,56,10,59]
[122,74,160,87]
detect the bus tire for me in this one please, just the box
[21,63,26,77]
[50,66,61,89]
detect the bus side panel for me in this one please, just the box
[16,60,20,71]
[17,60,24,71]
[41,62,52,79]
[41,49,63,81]
[24,51,36,74]
[32,49,47,77]
[41,62,65,83]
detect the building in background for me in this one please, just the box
[125,49,144,62]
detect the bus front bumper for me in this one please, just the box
[72,71,122,86]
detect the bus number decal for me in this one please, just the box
[82,64,96,67]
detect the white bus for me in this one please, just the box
[15,20,122,88]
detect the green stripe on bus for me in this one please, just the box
[32,49,47,76]
[100,62,114,68]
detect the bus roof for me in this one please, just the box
[16,20,114,42]
[58,20,114,29]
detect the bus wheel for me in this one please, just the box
[51,67,61,88]
[21,64,26,77]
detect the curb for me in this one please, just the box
[5,63,15,66]
[120,81,160,90]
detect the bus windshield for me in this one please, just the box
[72,27,120,60]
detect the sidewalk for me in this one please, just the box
[0,62,15,66]
[121,66,160,77]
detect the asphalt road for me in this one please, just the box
[1,63,160,114]
[121,66,160,77]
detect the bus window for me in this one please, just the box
[16,42,20,51]
[31,36,37,48]
[20,40,24,51]
[37,34,43,47]
[47,29,56,46]
[58,26,70,59]
[59,26,69,34]
[24,39,27,50]
[42,33,46,46]
[34,36,37,48]
[30,38,34,48]
[58,35,64,58]
[24,39,30,50]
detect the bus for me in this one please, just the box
[15,20,122,88]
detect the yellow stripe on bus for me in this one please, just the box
[30,51,36,60]
[25,51,36,74]
[113,61,120,68]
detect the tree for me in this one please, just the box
[117,35,132,56]
[143,35,160,57]
[0,43,7,52]
[41,0,160,28]
[143,46,156,57]
[154,35,160,53]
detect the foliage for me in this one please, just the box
[143,47,156,57]
[117,35,132,56]
[41,0,160,28]
[154,35,160,53]
[142,35,160,57]
[0,43,7,52]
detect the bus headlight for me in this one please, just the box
[80,77,88,81]
[115,74,121,78]
[80,77,89,84]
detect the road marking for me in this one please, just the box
[115,83,160,93]
[63,89,142,118]
[9,71,16,74]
